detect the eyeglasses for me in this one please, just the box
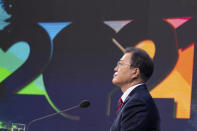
[116,61,136,69]
[116,61,131,68]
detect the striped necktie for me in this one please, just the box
[116,98,124,116]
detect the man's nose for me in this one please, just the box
[114,66,118,71]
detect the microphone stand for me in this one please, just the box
[26,105,80,131]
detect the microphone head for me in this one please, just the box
[79,100,90,108]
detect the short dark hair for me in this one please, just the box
[125,47,154,82]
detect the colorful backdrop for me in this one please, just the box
[0,0,197,130]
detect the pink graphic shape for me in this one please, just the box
[165,17,191,29]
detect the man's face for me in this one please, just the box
[112,53,136,87]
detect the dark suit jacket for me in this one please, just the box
[110,84,160,131]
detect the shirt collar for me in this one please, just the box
[121,83,144,102]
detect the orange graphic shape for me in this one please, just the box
[136,40,156,59]
[150,44,194,118]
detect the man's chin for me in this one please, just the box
[112,78,120,86]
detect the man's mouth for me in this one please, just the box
[113,72,118,77]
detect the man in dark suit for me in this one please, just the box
[110,47,160,131]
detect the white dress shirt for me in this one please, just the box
[121,83,144,102]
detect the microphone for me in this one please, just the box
[80,100,90,108]
[26,100,90,131]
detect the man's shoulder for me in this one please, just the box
[128,84,151,99]
[125,84,155,107]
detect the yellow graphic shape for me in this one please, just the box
[136,40,156,59]
[150,44,194,118]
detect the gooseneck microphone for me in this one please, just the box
[26,100,90,131]
[79,100,90,108]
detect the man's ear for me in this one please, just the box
[131,68,140,79]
